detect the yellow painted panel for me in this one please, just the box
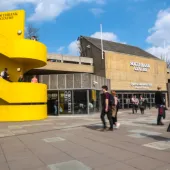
[0,10,25,40]
[0,78,47,103]
[0,105,47,122]
[0,10,47,121]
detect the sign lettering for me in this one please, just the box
[131,82,152,89]
[64,91,72,113]
[0,12,18,20]
[130,62,150,72]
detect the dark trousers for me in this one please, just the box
[140,108,144,114]
[100,109,113,129]
[132,104,138,114]
[157,106,162,125]
[112,108,118,125]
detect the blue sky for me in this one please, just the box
[1,0,170,58]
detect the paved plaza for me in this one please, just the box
[0,109,170,170]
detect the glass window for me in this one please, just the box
[89,90,97,114]
[59,91,73,115]
[47,92,58,115]
[73,90,87,114]
[151,94,155,98]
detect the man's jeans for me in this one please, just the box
[100,109,113,129]
[132,104,138,114]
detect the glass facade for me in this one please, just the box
[47,90,101,115]
[117,92,166,109]
[47,90,166,115]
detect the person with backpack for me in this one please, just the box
[111,91,120,129]
[155,86,165,125]
[100,85,113,131]
[139,95,145,114]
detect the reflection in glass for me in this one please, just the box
[74,90,87,114]
[59,91,72,114]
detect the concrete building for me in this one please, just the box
[26,36,168,115]
[79,36,167,109]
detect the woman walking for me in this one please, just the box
[139,95,145,114]
[111,91,120,129]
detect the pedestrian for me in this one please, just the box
[100,85,113,131]
[31,36,37,41]
[131,95,139,114]
[31,75,38,83]
[18,75,24,82]
[0,68,10,81]
[111,91,120,129]
[54,100,58,115]
[139,95,145,114]
[155,86,165,125]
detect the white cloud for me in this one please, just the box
[57,46,65,53]
[68,40,80,56]
[0,0,106,21]
[90,8,104,16]
[67,31,122,56]
[91,32,119,41]
[146,8,170,59]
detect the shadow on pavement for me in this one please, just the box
[140,133,170,141]
[84,124,102,131]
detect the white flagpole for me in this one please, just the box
[100,24,104,59]
[164,40,166,61]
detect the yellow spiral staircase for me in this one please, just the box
[0,10,47,121]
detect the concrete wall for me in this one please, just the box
[105,51,167,91]
[79,38,106,77]
[37,62,94,73]
[39,73,110,91]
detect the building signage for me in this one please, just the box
[131,82,152,89]
[130,62,150,72]
[0,12,18,20]
[64,91,72,113]
[48,93,57,99]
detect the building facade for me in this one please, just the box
[79,36,168,109]
[35,73,110,115]
[26,36,168,114]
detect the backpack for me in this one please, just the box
[109,93,115,106]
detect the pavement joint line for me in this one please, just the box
[64,130,150,169]
[0,139,11,170]
[83,133,170,164]
[0,121,101,138]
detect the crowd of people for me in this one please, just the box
[100,85,169,131]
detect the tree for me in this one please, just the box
[160,55,170,68]
[25,24,39,40]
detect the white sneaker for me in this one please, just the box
[116,122,120,129]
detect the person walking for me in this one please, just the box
[111,91,120,129]
[100,85,113,131]
[155,86,165,125]
[131,95,139,114]
[139,95,145,114]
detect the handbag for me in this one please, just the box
[112,106,116,117]
[167,124,170,132]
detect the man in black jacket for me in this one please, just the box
[155,86,164,125]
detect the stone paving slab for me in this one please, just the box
[0,109,169,170]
